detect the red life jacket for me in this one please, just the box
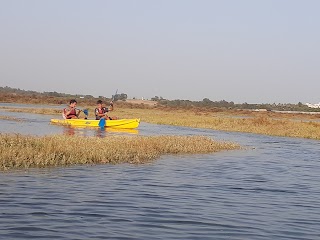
[95,107,108,120]
[64,107,77,119]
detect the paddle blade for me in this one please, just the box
[99,118,106,128]
[83,109,88,116]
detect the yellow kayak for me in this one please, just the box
[50,118,140,129]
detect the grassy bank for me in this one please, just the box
[0,134,240,171]
[116,108,320,140]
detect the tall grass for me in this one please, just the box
[0,134,240,171]
[116,108,320,140]
[0,106,94,118]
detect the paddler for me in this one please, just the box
[63,99,82,119]
[95,100,114,120]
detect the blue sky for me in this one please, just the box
[1,0,319,103]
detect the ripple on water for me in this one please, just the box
[1,108,320,239]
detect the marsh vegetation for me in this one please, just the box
[117,108,320,140]
[0,115,24,122]
[0,134,240,171]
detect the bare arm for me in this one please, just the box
[64,107,81,116]
[76,109,81,117]
[108,101,114,111]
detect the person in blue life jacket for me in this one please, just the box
[95,100,115,120]
[63,99,88,119]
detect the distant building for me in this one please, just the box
[306,102,320,108]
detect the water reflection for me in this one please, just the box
[95,128,105,138]
[105,127,139,135]
[61,125,139,138]
[62,126,76,136]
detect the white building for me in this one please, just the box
[306,102,320,108]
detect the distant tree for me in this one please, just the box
[151,96,160,101]
[202,98,212,104]
[113,93,127,101]
[201,98,214,108]
[119,93,127,100]
[45,91,62,97]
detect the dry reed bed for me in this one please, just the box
[0,115,24,122]
[0,134,240,171]
[0,106,62,115]
[0,106,95,119]
[2,105,320,121]
[116,108,320,140]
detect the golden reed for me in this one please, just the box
[0,134,240,171]
[116,108,320,140]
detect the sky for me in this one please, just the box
[0,0,319,104]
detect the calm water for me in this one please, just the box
[0,105,320,239]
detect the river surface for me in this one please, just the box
[0,105,320,239]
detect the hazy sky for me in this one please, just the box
[1,0,319,103]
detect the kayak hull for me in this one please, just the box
[50,118,140,129]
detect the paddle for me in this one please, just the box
[112,89,118,102]
[83,109,89,119]
[75,108,88,118]
[98,89,118,128]
[98,118,106,128]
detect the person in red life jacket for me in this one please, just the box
[63,99,82,119]
[95,100,114,120]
